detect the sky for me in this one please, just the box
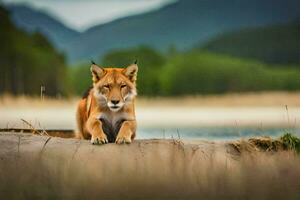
[1,0,176,31]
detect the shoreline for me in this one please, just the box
[1,106,299,129]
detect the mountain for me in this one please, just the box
[4,0,300,64]
[64,0,300,63]
[199,23,300,65]
[5,4,79,49]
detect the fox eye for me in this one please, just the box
[121,84,126,88]
[103,85,110,89]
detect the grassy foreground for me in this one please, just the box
[231,133,300,153]
[0,132,300,200]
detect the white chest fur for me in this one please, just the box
[98,112,132,129]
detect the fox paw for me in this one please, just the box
[115,134,131,144]
[91,134,108,145]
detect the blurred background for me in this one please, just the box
[0,0,300,139]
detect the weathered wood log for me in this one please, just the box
[0,132,299,199]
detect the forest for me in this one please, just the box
[0,6,67,97]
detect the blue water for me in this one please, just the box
[137,127,300,140]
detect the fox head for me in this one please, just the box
[90,62,138,112]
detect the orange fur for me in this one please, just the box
[76,63,138,144]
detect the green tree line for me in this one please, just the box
[70,46,300,97]
[0,6,67,97]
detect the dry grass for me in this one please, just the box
[1,148,300,200]
[0,133,300,200]
[2,152,299,200]
[0,94,77,108]
[1,91,300,108]
[136,91,300,107]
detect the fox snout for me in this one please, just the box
[111,100,120,105]
[107,99,124,112]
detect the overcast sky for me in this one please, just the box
[1,0,176,31]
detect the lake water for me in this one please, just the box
[137,127,300,140]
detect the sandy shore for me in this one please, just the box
[1,105,299,129]
[0,132,299,199]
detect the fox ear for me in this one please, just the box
[90,62,104,82]
[124,63,138,82]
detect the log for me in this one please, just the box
[0,132,299,199]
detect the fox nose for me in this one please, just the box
[111,100,120,105]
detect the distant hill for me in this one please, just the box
[199,23,300,65]
[4,0,300,64]
[63,0,300,63]
[5,4,79,49]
